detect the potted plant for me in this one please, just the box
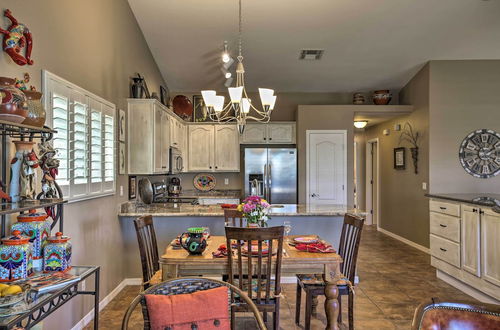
[237,196,271,227]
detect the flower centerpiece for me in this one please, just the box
[237,195,271,227]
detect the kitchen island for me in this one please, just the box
[119,202,365,278]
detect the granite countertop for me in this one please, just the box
[426,193,500,211]
[119,202,366,218]
[174,190,241,199]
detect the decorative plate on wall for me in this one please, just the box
[193,173,216,191]
[459,129,500,178]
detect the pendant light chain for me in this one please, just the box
[200,0,276,132]
[238,0,243,61]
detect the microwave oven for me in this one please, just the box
[169,147,184,174]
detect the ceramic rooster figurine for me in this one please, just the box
[0,9,33,66]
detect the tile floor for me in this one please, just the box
[85,225,476,329]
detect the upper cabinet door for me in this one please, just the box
[161,111,170,171]
[241,124,267,144]
[461,205,481,276]
[214,125,240,172]
[267,123,296,144]
[481,209,500,286]
[153,106,166,173]
[188,125,214,171]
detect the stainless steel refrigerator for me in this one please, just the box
[244,148,297,204]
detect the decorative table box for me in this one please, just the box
[43,232,72,272]
[0,230,33,282]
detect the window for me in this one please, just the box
[43,71,116,201]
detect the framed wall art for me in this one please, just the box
[193,95,210,122]
[128,176,136,200]
[394,147,406,170]
[119,143,126,174]
[160,85,170,107]
[118,109,125,142]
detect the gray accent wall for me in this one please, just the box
[364,64,430,248]
[429,60,500,193]
[0,0,165,328]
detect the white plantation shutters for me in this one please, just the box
[43,71,116,201]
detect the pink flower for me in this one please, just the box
[243,203,256,213]
[261,202,270,208]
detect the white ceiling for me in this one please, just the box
[128,0,500,93]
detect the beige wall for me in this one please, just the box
[364,64,430,247]
[429,60,500,193]
[0,1,165,328]
[296,105,355,206]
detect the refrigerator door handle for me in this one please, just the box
[263,164,268,200]
[268,164,272,204]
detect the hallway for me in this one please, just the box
[88,225,476,329]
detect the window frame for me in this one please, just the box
[42,70,116,202]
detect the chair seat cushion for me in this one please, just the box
[145,286,230,330]
[297,274,352,287]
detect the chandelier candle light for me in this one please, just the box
[201,0,276,134]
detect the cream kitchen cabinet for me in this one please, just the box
[267,123,296,143]
[461,205,481,277]
[429,197,500,301]
[241,122,296,144]
[188,125,214,172]
[187,124,240,172]
[481,209,500,287]
[128,99,170,174]
[214,125,240,171]
[170,116,184,149]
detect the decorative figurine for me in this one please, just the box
[0,230,33,282]
[0,9,33,66]
[12,210,51,271]
[37,141,62,221]
[14,73,30,91]
[43,232,72,272]
[20,148,39,200]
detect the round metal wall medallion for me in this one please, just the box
[459,129,500,178]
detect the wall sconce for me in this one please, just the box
[383,129,390,136]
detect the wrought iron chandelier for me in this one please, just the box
[201,0,276,134]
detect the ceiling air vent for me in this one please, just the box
[299,49,324,60]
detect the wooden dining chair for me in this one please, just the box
[133,215,161,290]
[224,208,244,227]
[295,214,364,330]
[225,226,285,330]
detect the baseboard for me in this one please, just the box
[377,227,430,254]
[71,277,142,330]
[436,270,500,304]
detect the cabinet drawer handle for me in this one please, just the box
[215,166,218,169]
[439,224,447,228]
[439,207,447,210]
[440,248,447,252]
[479,210,485,215]
[263,137,267,140]
[269,138,272,140]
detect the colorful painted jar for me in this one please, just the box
[180,227,207,255]
[43,232,72,272]
[0,230,33,282]
[12,210,51,271]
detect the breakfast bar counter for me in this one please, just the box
[119,202,364,218]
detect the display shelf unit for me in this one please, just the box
[0,266,100,329]
[0,121,65,237]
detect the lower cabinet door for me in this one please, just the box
[461,205,481,277]
[481,209,500,286]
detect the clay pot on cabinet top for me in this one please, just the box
[372,90,392,105]
[0,77,28,123]
[22,90,46,127]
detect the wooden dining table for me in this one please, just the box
[160,235,343,330]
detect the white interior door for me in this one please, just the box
[307,130,347,205]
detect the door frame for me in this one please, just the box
[306,130,347,205]
[365,138,380,228]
